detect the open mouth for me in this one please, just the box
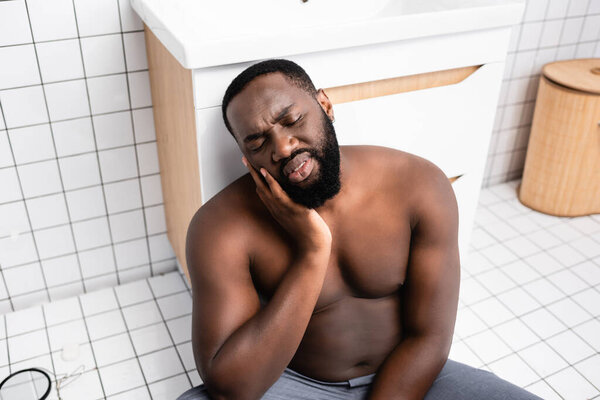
[283,152,314,183]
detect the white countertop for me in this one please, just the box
[131,0,525,70]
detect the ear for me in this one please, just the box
[316,88,334,122]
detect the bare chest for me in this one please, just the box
[250,206,412,310]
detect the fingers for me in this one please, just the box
[261,168,288,202]
[242,156,268,192]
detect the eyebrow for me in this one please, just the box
[243,104,295,143]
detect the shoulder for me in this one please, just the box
[185,174,264,271]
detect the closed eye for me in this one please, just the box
[285,116,302,127]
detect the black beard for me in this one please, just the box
[277,109,341,209]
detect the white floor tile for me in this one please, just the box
[571,260,600,286]
[547,243,587,268]
[57,370,104,400]
[122,301,162,330]
[454,307,488,338]
[43,297,82,327]
[92,333,135,367]
[500,259,541,284]
[521,308,567,339]
[522,278,566,305]
[572,319,600,352]
[177,342,195,371]
[575,354,600,391]
[5,306,45,336]
[166,315,192,345]
[51,342,95,376]
[458,277,492,305]
[519,342,568,378]
[502,236,541,258]
[475,268,516,295]
[546,297,593,328]
[106,386,151,400]
[488,353,540,387]
[571,288,600,317]
[462,251,495,275]
[47,319,88,352]
[546,330,595,364]
[496,287,541,316]
[462,329,512,364]
[86,310,126,341]
[524,228,562,250]
[80,288,119,316]
[157,292,192,320]
[547,268,589,295]
[546,367,598,400]
[99,358,146,397]
[492,318,540,352]
[470,297,514,327]
[115,279,153,307]
[525,380,562,400]
[524,252,565,275]
[148,373,191,400]
[130,322,172,356]
[148,272,186,298]
[139,347,184,383]
[8,330,49,363]
[479,243,519,266]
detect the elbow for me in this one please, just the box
[203,370,262,400]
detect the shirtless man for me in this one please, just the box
[177,59,542,400]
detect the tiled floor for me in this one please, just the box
[0,178,599,399]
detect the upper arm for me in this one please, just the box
[402,157,460,343]
[185,206,261,381]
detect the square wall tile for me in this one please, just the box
[580,15,600,42]
[36,39,84,83]
[45,80,90,121]
[0,44,41,90]
[81,34,126,77]
[0,130,12,167]
[26,193,69,230]
[99,358,145,397]
[11,290,48,310]
[123,32,148,71]
[139,347,184,383]
[0,168,22,203]
[73,0,121,37]
[34,224,75,259]
[105,179,142,214]
[93,111,134,150]
[0,201,29,237]
[87,74,129,114]
[65,186,106,221]
[0,232,37,268]
[17,159,62,198]
[140,174,163,206]
[132,108,156,143]
[118,0,144,31]
[115,280,152,307]
[560,17,584,45]
[41,254,81,287]
[109,209,146,242]
[0,86,48,129]
[118,264,151,284]
[523,0,548,22]
[9,124,55,164]
[148,234,175,262]
[539,20,563,48]
[3,262,46,297]
[59,153,101,190]
[0,0,32,46]
[72,216,111,251]
[86,309,126,341]
[518,22,543,50]
[145,205,166,235]
[47,319,88,351]
[52,117,96,157]
[137,142,159,175]
[128,71,152,108]
[27,0,77,41]
[92,333,134,367]
[78,245,115,278]
[99,146,138,182]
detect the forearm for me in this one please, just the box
[368,334,451,400]
[207,250,330,400]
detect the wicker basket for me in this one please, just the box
[518,58,600,217]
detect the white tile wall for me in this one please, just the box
[483,0,600,186]
[0,0,175,312]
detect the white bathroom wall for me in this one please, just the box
[0,0,176,313]
[482,0,600,187]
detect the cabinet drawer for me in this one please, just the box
[332,62,504,178]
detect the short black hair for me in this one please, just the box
[221,59,318,138]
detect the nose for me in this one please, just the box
[271,132,298,163]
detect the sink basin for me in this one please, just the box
[131,0,525,69]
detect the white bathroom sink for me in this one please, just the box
[131,0,524,68]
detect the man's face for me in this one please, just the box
[226,72,341,209]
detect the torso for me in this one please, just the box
[236,146,416,381]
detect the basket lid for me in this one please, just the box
[542,58,600,95]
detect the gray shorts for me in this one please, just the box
[176,359,543,400]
